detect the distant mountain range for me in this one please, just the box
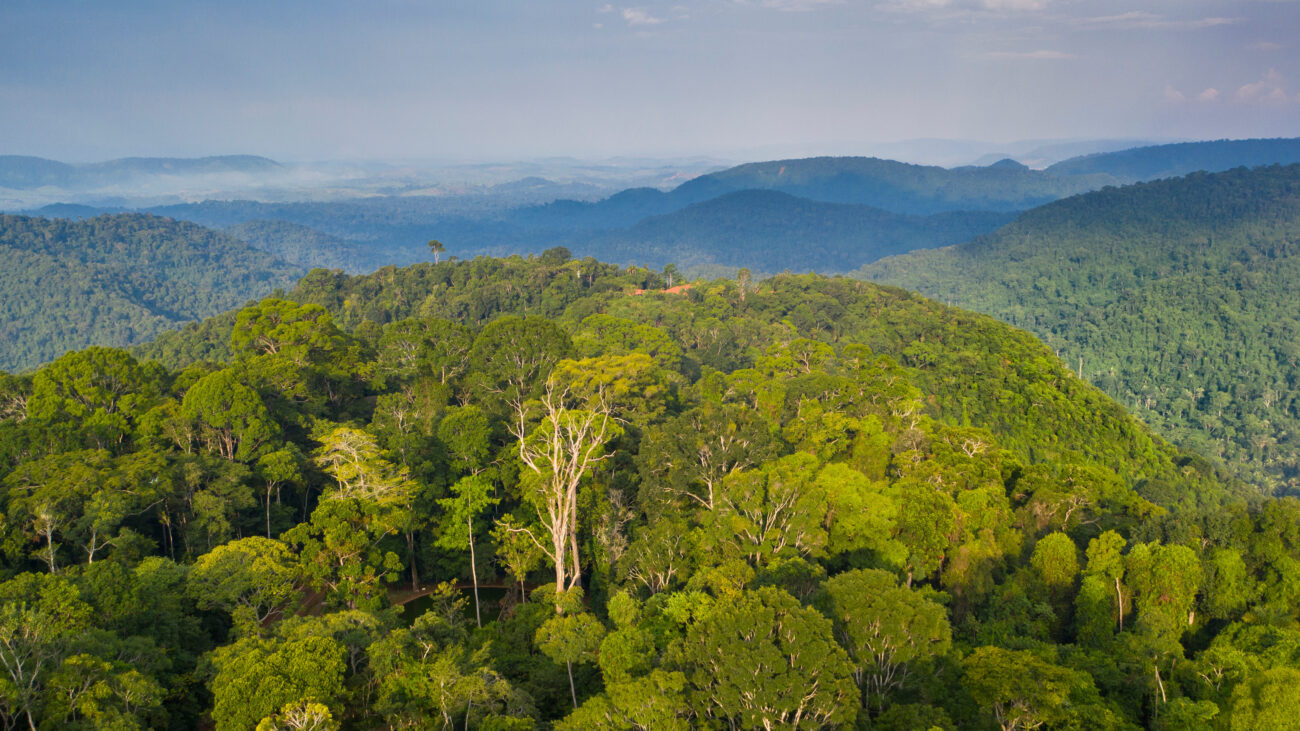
[1044,138,1300,181]
[0,213,302,372]
[13,135,1300,280]
[0,155,281,190]
[856,163,1300,492]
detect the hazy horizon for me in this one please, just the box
[3,0,1297,163]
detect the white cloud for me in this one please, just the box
[760,0,845,10]
[1236,69,1293,104]
[597,3,615,12]
[1164,85,1224,104]
[883,0,1050,12]
[986,49,1074,59]
[981,0,1047,10]
[622,7,666,25]
[1074,12,1240,30]
[1251,41,1283,51]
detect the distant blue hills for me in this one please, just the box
[12,137,1300,275]
[0,155,280,189]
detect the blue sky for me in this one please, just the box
[1,0,1297,162]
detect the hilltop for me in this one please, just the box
[857,163,1300,491]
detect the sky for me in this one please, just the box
[1,0,1297,162]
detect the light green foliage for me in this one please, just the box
[208,634,347,731]
[890,480,958,584]
[1031,532,1080,589]
[0,573,94,729]
[182,368,279,461]
[1228,667,1300,731]
[1125,542,1200,642]
[556,670,691,731]
[436,475,499,553]
[313,426,415,506]
[436,474,499,626]
[42,653,164,730]
[551,353,670,422]
[1157,697,1219,731]
[817,463,905,564]
[27,348,159,449]
[284,498,403,612]
[437,405,493,475]
[255,700,339,731]
[377,317,472,385]
[701,453,829,566]
[230,298,346,366]
[820,568,951,705]
[962,646,1097,731]
[370,596,523,730]
[187,537,299,633]
[680,587,858,729]
[1201,547,1254,620]
[573,314,684,372]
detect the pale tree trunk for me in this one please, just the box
[510,379,616,612]
[1115,577,1124,631]
[468,517,481,628]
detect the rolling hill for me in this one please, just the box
[0,213,303,371]
[1046,137,1300,181]
[856,163,1300,492]
[582,189,1016,273]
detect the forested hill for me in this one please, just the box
[0,213,302,371]
[581,190,1016,274]
[14,250,1282,729]
[670,155,1116,214]
[1047,137,1300,181]
[856,163,1300,493]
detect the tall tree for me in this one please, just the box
[436,475,499,627]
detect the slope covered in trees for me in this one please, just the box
[1047,138,1300,182]
[0,213,303,371]
[670,155,1116,214]
[582,191,1016,274]
[224,219,375,272]
[857,164,1300,494]
[8,251,1293,729]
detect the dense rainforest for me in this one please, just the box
[857,164,1300,495]
[4,250,1299,730]
[0,213,303,372]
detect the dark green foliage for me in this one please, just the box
[859,164,1300,492]
[0,213,302,371]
